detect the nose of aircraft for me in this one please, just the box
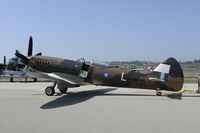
[15,36,42,66]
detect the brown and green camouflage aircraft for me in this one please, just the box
[15,36,184,96]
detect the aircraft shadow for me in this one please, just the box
[40,89,200,109]
[166,93,183,100]
[40,88,160,109]
[40,88,117,109]
[99,93,184,100]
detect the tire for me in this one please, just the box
[45,87,55,96]
[157,92,162,96]
[59,88,68,93]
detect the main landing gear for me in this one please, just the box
[59,87,68,94]
[45,86,55,96]
[45,81,68,96]
[45,81,57,96]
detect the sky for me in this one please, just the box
[0,0,199,62]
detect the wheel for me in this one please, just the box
[45,87,55,96]
[59,87,68,93]
[196,90,200,93]
[157,91,162,96]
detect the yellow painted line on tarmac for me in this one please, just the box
[162,89,196,96]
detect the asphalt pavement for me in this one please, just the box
[0,83,200,133]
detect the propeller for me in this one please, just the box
[15,52,29,62]
[27,36,42,56]
[15,52,29,65]
[28,36,33,57]
[35,52,42,56]
[15,36,42,65]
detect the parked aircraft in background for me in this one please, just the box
[0,56,6,75]
[7,56,25,71]
[1,56,39,82]
[15,36,185,96]
[0,37,41,82]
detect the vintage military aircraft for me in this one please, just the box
[15,36,184,96]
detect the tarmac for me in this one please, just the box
[0,82,200,133]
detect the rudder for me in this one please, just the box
[153,57,184,91]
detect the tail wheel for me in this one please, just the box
[59,87,68,94]
[157,91,162,96]
[45,87,55,96]
[196,90,200,93]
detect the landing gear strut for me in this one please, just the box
[45,81,57,96]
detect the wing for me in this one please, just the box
[39,72,88,88]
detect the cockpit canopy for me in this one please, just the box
[77,58,109,68]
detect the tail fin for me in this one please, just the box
[152,57,184,91]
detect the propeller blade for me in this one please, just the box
[4,56,6,65]
[15,52,29,65]
[35,52,42,56]
[28,36,33,57]
[16,50,19,54]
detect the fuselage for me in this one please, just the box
[28,56,163,90]
[29,56,82,75]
